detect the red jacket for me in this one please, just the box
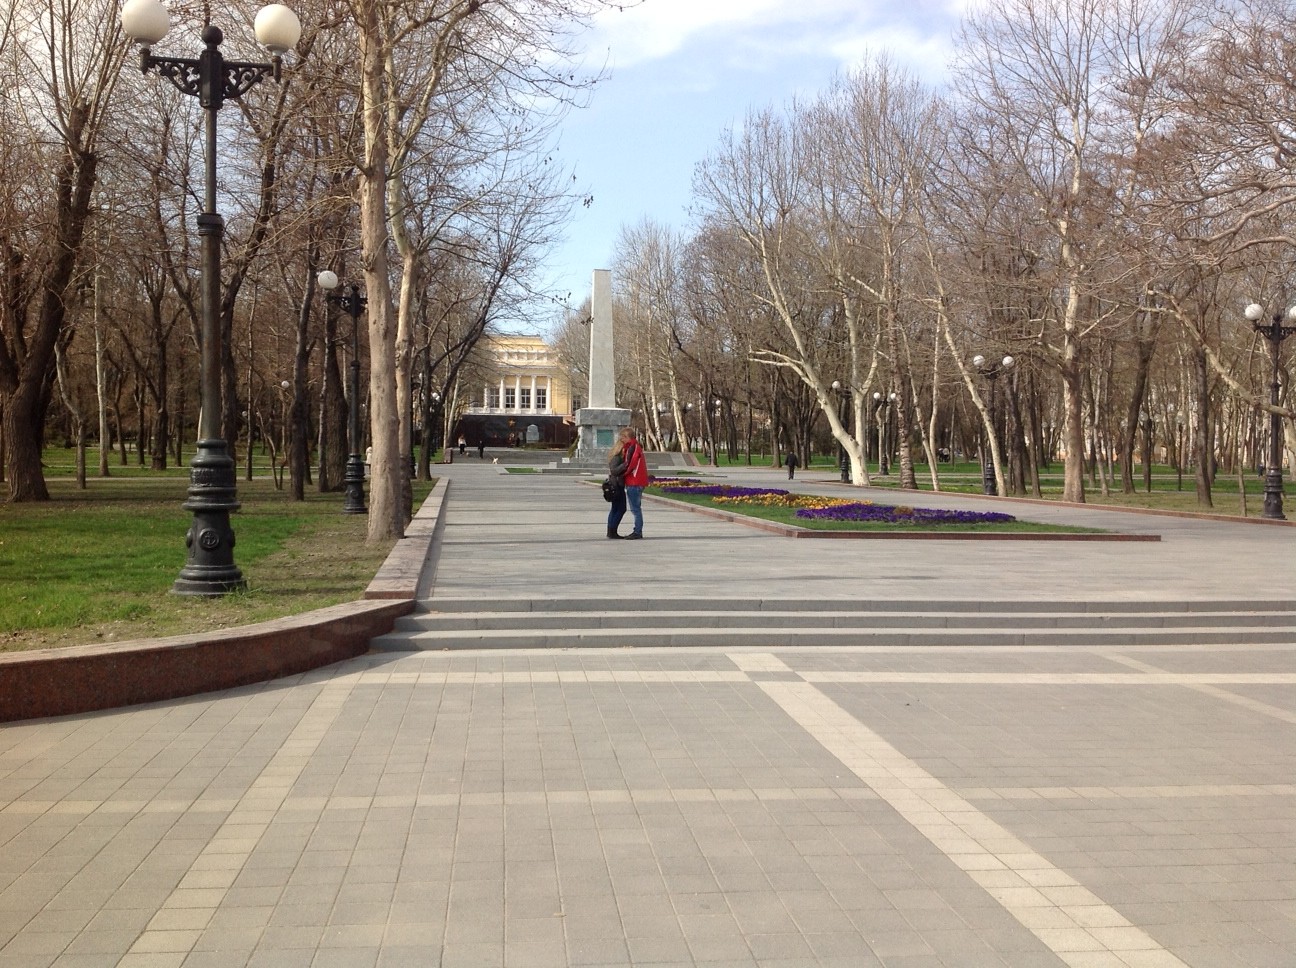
[623,440,649,487]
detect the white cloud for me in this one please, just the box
[588,0,962,81]
[590,0,859,67]
[824,25,958,84]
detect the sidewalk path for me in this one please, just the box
[1,459,1292,968]
[431,461,1293,603]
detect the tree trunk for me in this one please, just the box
[318,307,346,492]
[150,344,168,471]
[1192,344,1213,507]
[359,5,404,542]
[288,277,313,501]
[4,377,51,501]
[2,108,96,501]
[94,285,110,478]
[1062,363,1086,504]
[1121,329,1155,494]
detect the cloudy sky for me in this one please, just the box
[539,0,966,323]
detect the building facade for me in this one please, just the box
[453,335,576,448]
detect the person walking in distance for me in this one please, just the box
[785,450,800,480]
[605,432,629,539]
[621,427,649,539]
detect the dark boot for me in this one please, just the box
[606,529,622,539]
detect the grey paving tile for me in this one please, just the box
[8,478,1296,968]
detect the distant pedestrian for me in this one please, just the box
[477,440,485,459]
[458,435,466,455]
[785,451,800,480]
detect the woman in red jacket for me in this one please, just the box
[621,427,649,539]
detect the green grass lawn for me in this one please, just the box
[695,452,1278,516]
[1,448,433,653]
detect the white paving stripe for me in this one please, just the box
[123,681,356,962]
[1101,652,1296,725]
[350,669,752,684]
[729,653,796,673]
[61,653,1281,967]
[348,668,1296,686]
[5,780,1291,820]
[737,652,1190,968]
[800,671,1296,684]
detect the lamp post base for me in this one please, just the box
[982,461,996,495]
[1262,468,1286,520]
[173,439,245,596]
[343,453,367,514]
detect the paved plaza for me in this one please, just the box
[1,460,1294,967]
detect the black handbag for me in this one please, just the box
[601,478,617,502]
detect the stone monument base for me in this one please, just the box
[573,407,631,465]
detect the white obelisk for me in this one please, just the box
[575,269,630,462]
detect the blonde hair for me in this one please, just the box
[609,427,633,459]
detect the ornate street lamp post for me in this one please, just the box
[710,398,722,465]
[973,354,1014,495]
[656,401,674,450]
[318,272,367,514]
[1175,409,1186,492]
[122,0,301,594]
[872,391,896,476]
[666,401,694,453]
[1243,303,1296,520]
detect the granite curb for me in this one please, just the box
[0,480,450,723]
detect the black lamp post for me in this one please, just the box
[428,390,442,459]
[123,0,301,595]
[1173,408,1185,492]
[710,398,722,465]
[317,272,367,514]
[669,401,693,453]
[831,381,850,482]
[973,354,1014,495]
[656,401,673,450]
[872,390,896,476]
[1243,303,1295,520]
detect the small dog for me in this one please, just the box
[492,457,499,464]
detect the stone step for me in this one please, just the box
[370,624,1296,653]
[391,609,1296,633]
[369,597,1296,653]
[415,597,1296,616]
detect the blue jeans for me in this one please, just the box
[626,486,644,535]
[607,486,626,532]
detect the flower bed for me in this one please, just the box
[649,478,1017,527]
[715,493,856,510]
[650,478,787,499]
[795,503,1016,525]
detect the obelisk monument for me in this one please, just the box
[574,269,630,462]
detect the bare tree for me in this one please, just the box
[0,0,129,500]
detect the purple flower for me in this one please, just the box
[655,482,791,499]
[794,502,1016,525]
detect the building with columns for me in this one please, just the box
[453,334,576,448]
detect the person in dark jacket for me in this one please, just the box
[605,433,629,539]
[785,451,800,479]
